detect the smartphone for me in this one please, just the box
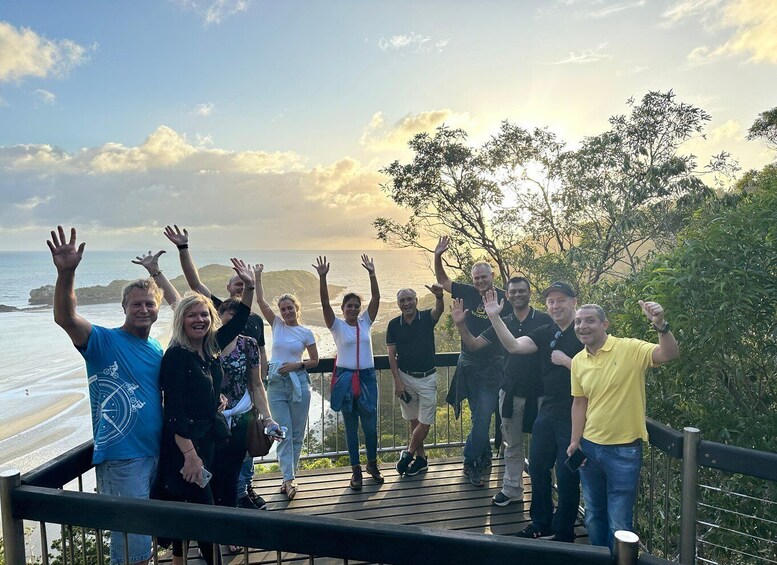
[400,391,412,403]
[565,448,586,473]
[200,466,213,488]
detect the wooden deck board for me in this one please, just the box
[183,457,587,564]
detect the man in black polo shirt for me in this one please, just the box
[387,284,445,476]
[435,236,512,487]
[163,224,268,510]
[484,281,583,543]
[451,277,552,507]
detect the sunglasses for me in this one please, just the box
[550,330,563,349]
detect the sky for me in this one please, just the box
[1,0,775,251]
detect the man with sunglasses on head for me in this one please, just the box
[484,281,583,543]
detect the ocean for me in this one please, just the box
[0,249,434,473]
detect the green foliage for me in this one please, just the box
[746,106,777,151]
[49,529,109,565]
[376,91,729,290]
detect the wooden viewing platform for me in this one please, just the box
[215,457,588,564]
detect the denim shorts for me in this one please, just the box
[95,456,158,565]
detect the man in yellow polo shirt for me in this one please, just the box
[567,301,679,548]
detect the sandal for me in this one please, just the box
[228,545,243,554]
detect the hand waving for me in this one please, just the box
[132,250,166,274]
[450,298,468,324]
[425,283,444,299]
[313,256,330,277]
[483,289,504,317]
[639,300,665,326]
[47,226,85,273]
[434,236,450,257]
[230,258,255,287]
[360,254,375,275]
[163,225,189,247]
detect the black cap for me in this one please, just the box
[542,281,577,298]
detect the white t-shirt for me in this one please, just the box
[270,317,316,364]
[330,314,374,370]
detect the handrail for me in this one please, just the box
[9,481,618,565]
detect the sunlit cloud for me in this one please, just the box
[666,0,777,65]
[0,21,91,82]
[553,42,612,64]
[173,0,253,26]
[0,126,402,249]
[709,119,742,143]
[378,33,449,53]
[361,109,474,151]
[34,88,56,106]
[193,102,215,116]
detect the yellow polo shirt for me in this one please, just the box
[571,335,658,445]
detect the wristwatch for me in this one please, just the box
[653,321,670,334]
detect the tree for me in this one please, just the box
[376,91,728,289]
[746,106,777,151]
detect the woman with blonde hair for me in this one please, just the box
[254,264,319,500]
[154,259,255,565]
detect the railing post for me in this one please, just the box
[613,530,639,564]
[680,427,700,564]
[1,470,27,565]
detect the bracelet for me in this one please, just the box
[182,446,195,455]
[177,244,189,250]
[653,321,671,334]
[150,270,162,277]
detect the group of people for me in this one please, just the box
[50,224,678,565]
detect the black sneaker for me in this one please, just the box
[405,456,428,476]
[238,493,267,510]
[246,485,267,509]
[464,463,484,487]
[396,450,413,475]
[514,524,553,539]
[491,491,522,507]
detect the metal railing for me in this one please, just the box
[5,352,776,564]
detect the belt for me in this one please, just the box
[403,368,435,378]
[609,439,642,447]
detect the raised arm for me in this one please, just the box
[483,290,538,355]
[426,283,445,321]
[450,298,488,352]
[313,256,335,328]
[362,254,380,322]
[131,250,180,307]
[433,236,453,293]
[48,226,92,347]
[164,225,211,297]
[639,300,679,365]
[231,258,255,310]
[253,264,276,324]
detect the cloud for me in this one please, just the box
[34,88,56,106]
[378,33,449,53]
[0,126,403,250]
[553,43,612,64]
[666,0,777,64]
[0,21,91,83]
[709,119,742,143]
[193,102,215,116]
[360,109,473,151]
[173,0,253,26]
[586,0,646,18]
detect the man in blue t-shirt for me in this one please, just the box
[49,226,176,565]
[435,236,511,487]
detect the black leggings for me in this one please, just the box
[210,414,251,508]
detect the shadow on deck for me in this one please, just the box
[218,457,587,564]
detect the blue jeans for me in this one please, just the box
[338,367,378,466]
[527,403,580,541]
[580,438,642,548]
[95,456,158,565]
[236,455,254,499]
[463,381,500,464]
[267,371,312,481]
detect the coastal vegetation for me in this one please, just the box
[375,91,777,563]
